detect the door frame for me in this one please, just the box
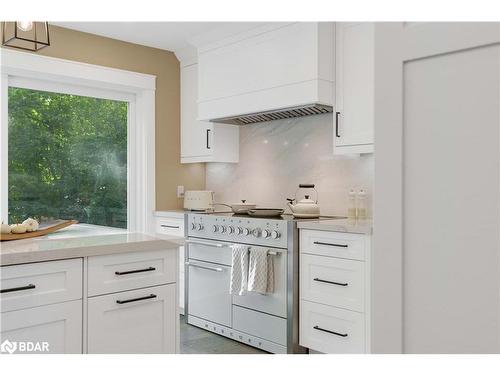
[0,48,156,233]
[372,22,500,353]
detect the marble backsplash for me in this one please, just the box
[206,114,373,217]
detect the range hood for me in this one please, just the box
[210,103,333,125]
[196,22,334,126]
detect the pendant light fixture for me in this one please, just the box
[2,21,50,51]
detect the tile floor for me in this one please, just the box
[180,315,266,354]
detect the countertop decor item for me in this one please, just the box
[2,21,50,52]
[0,219,77,241]
[287,184,321,218]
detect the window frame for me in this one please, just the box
[0,49,156,233]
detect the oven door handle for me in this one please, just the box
[185,262,224,272]
[185,239,230,248]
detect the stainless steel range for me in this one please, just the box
[184,212,340,354]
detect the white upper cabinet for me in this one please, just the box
[334,22,374,154]
[180,63,239,163]
[197,22,334,121]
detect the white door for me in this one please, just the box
[334,22,374,154]
[181,63,213,160]
[87,284,176,354]
[374,22,500,353]
[187,259,232,327]
[0,300,82,354]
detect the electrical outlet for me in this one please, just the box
[177,185,185,198]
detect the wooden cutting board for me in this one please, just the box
[0,220,78,241]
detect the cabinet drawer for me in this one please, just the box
[0,258,82,313]
[300,300,365,353]
[155,217,184,237]
[233,305,287,346]
[300,254,365,312]
[87,284,176,353]
[300,230,366,260]
[0,300,82,353]
[87,249,176,296]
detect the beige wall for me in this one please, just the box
[1,25,205,210]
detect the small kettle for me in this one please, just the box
[287,184,320,218]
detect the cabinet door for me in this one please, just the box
[181,63,213,161]
[180,64,239,164]
[87,284,176,354]
[0,300,82,354]
[334,22,374,154]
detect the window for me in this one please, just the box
[7,86,128,229]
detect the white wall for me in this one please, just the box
[206,114,373,216]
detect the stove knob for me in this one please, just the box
[262,229,271,238]
[252,228,261,238]
[191,223,196,230]
[236,227,244,235]
[271,230,281,239]
[212,224,219,233]
[243,228,250,236]
[220,225,227,233]
[227,226,235,234]
[197,223,204,231]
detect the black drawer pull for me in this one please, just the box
[313,241,348,248]
[313,325,348,337]
[115,267,156,275]
[0,284,36,294]
[313,278,348,287]
[116,294,157,304]
[160,225,179,229]
[335,112,341,138]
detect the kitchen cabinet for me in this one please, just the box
[334,22,374,154]
[196,22,334,122]
[299,229,371,353]
[0,259,83,354]
[154,211,185,314]
[87,284,176,354]
[1,246,178,354]
[86,249,178,353]
[181,63,239,163]
[0,300,82,354]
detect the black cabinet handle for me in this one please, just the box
[160,225,179,229]
[313,325,348,337]
[299,184,315,188]
[1,284,36,294]
[115,267,156,276]
[313,241,348,248]
[335,112,341,138]
[116,294,157,304]
[313,278,348,287]
[206,129,211,149]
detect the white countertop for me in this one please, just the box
[0,224,181,266]
[297,218,372,234]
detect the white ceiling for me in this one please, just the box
[52,22,239,52]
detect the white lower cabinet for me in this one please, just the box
[299,229,371,353]
[300,300,365,354]
[0,300,82,354]
[1,248,178,354]
[87,284,176,354]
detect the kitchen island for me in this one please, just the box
[0,225,180,354]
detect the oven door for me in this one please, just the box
[232,247,288,318]
[186,239,232,327]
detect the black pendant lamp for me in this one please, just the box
[2,21,50,51]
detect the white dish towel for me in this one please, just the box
[247,248,274,294]
[230,244,249,295]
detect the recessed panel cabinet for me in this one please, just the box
[180,63,239,163]
[334,22,374,154]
